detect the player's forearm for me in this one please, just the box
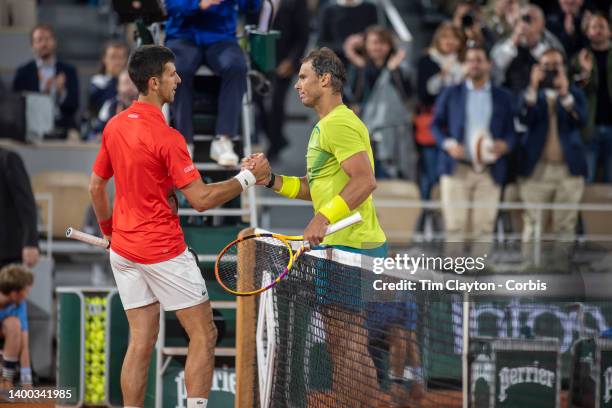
[89,187,112,222]
[193,179,243,212]
[338,175,376,210]
[296,177,311,201]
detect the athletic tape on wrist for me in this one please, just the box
[318,195,350,224]
[234,170,256,191]
[277,175,301,199]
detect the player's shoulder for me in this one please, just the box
[321,105,367,133]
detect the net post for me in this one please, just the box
[235,227,256,408]
[462,291,470,408]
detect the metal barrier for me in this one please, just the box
[256,196,612,265]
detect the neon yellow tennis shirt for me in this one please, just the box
[306,104,386,248]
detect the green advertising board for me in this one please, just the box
[471,338,560,408]
[599,339,612,407]
[161,359,235,408]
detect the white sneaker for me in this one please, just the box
[210,136,239,166]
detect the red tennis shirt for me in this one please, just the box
[92,101,200,264]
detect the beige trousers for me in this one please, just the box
[518,162,585,242]
[440,163,501,243]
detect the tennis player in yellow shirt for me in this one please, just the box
[247,47,392,407]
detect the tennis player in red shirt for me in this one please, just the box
[89,45,269,408]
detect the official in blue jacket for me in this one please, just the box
[517,48,588,242]
[165,0,262,165]
[431,46,516,245]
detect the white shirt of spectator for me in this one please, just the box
[464,79,493,165]
[36,57,56,94]
[36,57,65,120]
[427,49,464,96]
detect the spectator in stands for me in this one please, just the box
[344,25,415,179]
[491,4,564,94]
[88,41,129,118]
[0,264,33,388]
[431,46,516,245]
[518,48,587,242]
[416,22,465,201]
[263,0,310,162]
[483,0,527,41]
[165,0,262,165]
[571,13,612,182]
[344,26,410,112]
[0,148,38,270]
[452,0,496,51]
[13,24,79,138]
[317,0,380,64]
[546,0,590,58]
[88,70,138,140]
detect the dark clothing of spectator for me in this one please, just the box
[415,51,463,199]
[517,85,588,178]
[0,148,38,266]
[165,0,261,142]
[571,47,612,181]
[264,0,310,160]
[317,1,379,63]
[491,30,563,94]
[431,82,517,185]
[274,0,310,70]
[88,74,118,117]
[416,52,464,108]
[165,0,261,46]
[168,40,247,141]
[88,96,131,140]
[546,11,589,58]
[12,60,79,131]
[592,49,612,126]
[346,62,412,109]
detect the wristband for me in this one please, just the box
[318,195,350,224]
[265,173,276,189]
[20,367,32,385]
[99,216,113,236]
[234,170,256,191]
[277,175,301,199]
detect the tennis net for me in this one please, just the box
[234,231,612,408]
[237,237,464,408]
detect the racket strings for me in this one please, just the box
[217,235,292,294]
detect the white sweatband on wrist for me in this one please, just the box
[234,170,256,191]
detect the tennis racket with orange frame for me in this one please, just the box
[215,213,362,296]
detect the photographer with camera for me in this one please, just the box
[452,1,495,51]
[491,4,563,94]
[517,48,587,242]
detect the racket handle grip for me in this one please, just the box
[325,213,362,236]
[66,227,110,248]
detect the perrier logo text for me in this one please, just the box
[498,360,555,402]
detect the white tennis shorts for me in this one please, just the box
[110,248,209,311]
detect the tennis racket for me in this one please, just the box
[65,227,110,249]
[215,213,362,296]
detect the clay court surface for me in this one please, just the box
[307,390,571,408]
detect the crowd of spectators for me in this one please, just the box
[319,0,611,243]
[3,0,611,242]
